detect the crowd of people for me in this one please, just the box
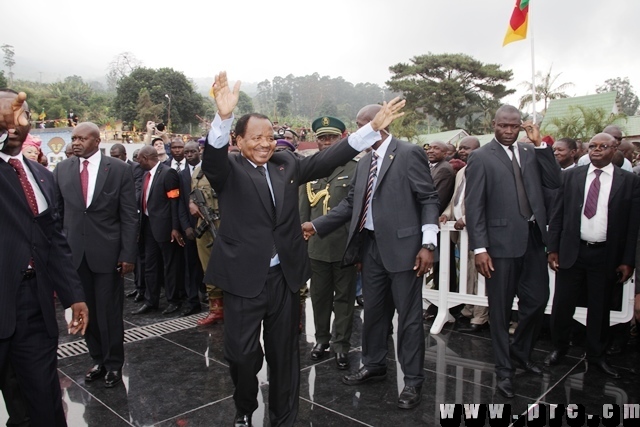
[1,73,640,426]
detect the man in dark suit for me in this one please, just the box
[303,104,440,410]
[299,116,358,370]
[177,141,204,317]
[110,143,146,302]
[53,122,138,388]
[545,133,640,377]
[203,72,405,427]
[426,140,455,212]
[465,105,561,398]
[133,145,185,315]
[0,89,88,426]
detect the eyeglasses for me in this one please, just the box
[588,144,613,151]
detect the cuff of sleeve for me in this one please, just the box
[535,142,547,149]
[421,224,439,246]
[207,113,234,148]
[474,248,487,255]
[348,123,381,152]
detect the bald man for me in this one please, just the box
[577,125,633,172]
[54,122,138,388]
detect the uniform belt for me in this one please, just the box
[580,240,606,248]
[21,268,36,281]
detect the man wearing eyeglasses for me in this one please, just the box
[299,116,358,370]
[577,125,633,172]
[546,132,640,377]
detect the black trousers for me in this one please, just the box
[183,237,203,309]
[141,215,183,307]
[223,265,300,426]
[0,361,29,426]
[550,243,617,362]
[77,256,125,371]
[486,223,549,379]
[360,233,425,387]
[0,277,66,427]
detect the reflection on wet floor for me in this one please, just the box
[2,278,639,426]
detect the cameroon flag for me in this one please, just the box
[503,0,529,46]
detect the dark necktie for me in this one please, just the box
[176,161,182,173]
[358,152,378,232]
[584,169,602,219]
[81,159,89,205]
[141,172,151,214]
[508,145,533,219]
[256,166,277,258]
[8,159,39,215]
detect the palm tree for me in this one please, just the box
[519,66,574,112]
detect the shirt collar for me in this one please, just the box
[81,149,101,166]
[149,161,160,176]
[0,151,26,165]
[372,133,393,159]
[587,162,614,176]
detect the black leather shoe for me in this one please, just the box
[104,370,122,388]
[133,293,145,303]
[592,360,620,378]
[85,365,106,382]
[132,304,155,315]
[162,303,181,315]
[342,367,387,386]
[234,413,252,426]
[310,343,329,361]
[125,289,138,298]
[512,356,543,376]
[397,385,422,409]
[606,344,623,356]
[356,295,364,307]
[458,323,488,333]
[180,305,201,317]
[496,377,514,398]
[544,349,567,366]
[335,352,349,370]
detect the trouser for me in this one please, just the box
[77,256,125,371]
[0,361,29,427]
[0,277,66,427]
[309,259,357,353]
[361,232,425,387]
[460,250,489,325]
[486,224,549,379]
[223,265,300,426]
[195,232,222,299]
[183,238,203,309]
[550,243,616,362]
[142,216,183,307]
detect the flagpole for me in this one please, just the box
[529,2,537,124]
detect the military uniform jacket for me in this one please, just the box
[191,165,220,230]
[299,159,357,263]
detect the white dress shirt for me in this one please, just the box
[79,150,101,207]
[0,152,48,213]
[580,163,613,242]
[171,158,185,172]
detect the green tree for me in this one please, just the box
[597,77,640,116]
[237,91,254,116]
[275,91,292,118]
[543,106,626,140]
[518,66,573,112]
[387,53,515,131]
[389,111,424,143]
[1,45,15,85]
[136,88,164,127]
[0,70,7,88]
[114,67,206,133]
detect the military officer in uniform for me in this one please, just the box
[300,116,358,369]
[183,141,224,325]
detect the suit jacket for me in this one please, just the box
[547,165,640,271]
[53,155,138,274]
[202,138,359,298]
[465,139,561,258]
[143,163,181,243]
[430,159,455,214]
[127,160,144,205]
[178,166,197,231]
[441,164,467,223]
[0,158,84,339]
[299,159,357,263]
[313,137,440,272]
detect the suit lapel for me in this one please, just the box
[576,166,589,207]
[354,151,372,206]
[240,156,273,218]
[149,164,164,198]
[517,143,530,174]
[375,138,396,192]
[267,162,285,221]
[68,156,84,203]
[91,156,110,208]
[490,139,514,175]
[608,167,624,203]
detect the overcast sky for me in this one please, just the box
[5,0,639,112]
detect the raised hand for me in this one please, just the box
[370,96,406,132]
[210,71,241,120]
[521,120,541,146]
[0,91,29,132]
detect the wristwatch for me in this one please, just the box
[421,243,436,251]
